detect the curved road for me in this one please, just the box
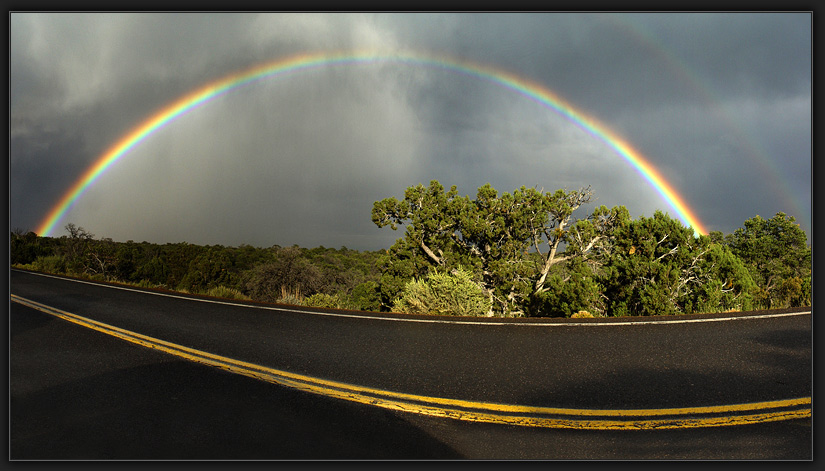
[9,269,811,459]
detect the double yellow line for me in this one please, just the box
[11,294,811,430]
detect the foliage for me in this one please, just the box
[373,180,627,316]
[132,279,160,289]
[772,276,811,308]
[177,248,235,293]
[688,243,757,314]
[597,211,756,316]
[392,266,492,317]
[372,181,790,317]
[348,280,382,311]
[527,258,604,317]
[724,212,811,309]
[10,230,54,266]
[205,285,250,301]
[304,293,342,309]
[275,285,303,306]
[12,225,384,310]
[21,255,67,274]
[10,202,810,317]
[241,246,322,302]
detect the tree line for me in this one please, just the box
[11,180,811,317]
[371,181,811,317]
[11,224,384,311]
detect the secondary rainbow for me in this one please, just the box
[35,50,707,237]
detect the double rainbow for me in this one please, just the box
[35,50,706,237]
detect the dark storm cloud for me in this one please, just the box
[377,13,809,240]
[9,127,89,232]
[9,12,810,249]
[635,13,811,99]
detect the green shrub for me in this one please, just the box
[771,276,809,309]
[349,280,382,311]
[571,310,593,318]
[31,255,67,274]
[206,285,251,300]
[134,279,158,289]
[392,267,491,317]
[527,258,603,317]
[304,293,341,309]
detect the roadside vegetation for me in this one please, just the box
[11,180,811,318]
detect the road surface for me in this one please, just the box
[9,269,812,459]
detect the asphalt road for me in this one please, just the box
[9,269,812,459]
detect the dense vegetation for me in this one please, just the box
[11,181,811,317]
[11,224,384,311]
[371,181,811,317]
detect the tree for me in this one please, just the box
[178,247,235,293]
[136,255,171,287]
[373,180,626,316]
[55,223,117,278]
[241,246,322,302]
[10,230,51,266]
[84,237,118,279]
[60,223,95,274]
[372,180,464,267]
[598,211,755,316]
[372,181,471,310]
[725,213,811,308]
[349,280,382,311]
[689,243,757,313]
[528,203,630,316]
[527,257,604,317]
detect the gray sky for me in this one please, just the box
[9,12,811,250]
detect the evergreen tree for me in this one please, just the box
[599,211,755,316]
[373,180,626,316]
[725,213,811,308]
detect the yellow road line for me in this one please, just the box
[11,294,811,430]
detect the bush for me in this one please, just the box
[276,286,303,306]
[31,255,68,274]
[392,267,492,317]
[348,280,382,311]
[527,259,603,317]
[304,293,341,309]
[241,247,322,303]
[206,285,251,301]
[11,232,52,266]
[773,276,811,309]
[571,310,594,318]
[134,279,158,289]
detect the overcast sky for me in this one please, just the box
[9,12,811,250]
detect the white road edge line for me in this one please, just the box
[12,269,812,326]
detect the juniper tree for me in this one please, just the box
[598,211,756,316]
[372,180,625,316]
[724,212,811,308]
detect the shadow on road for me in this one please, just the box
[10,359,464,460]
[9,303,462,460]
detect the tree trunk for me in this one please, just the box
[420,240,443,266]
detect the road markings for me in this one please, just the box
[11,269,812,326]
[11,294,811,430]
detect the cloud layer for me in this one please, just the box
[10,13,811,249]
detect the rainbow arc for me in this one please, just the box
[36,50,707,237]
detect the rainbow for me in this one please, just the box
[35,50,707,237]
[606,15,808,230]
